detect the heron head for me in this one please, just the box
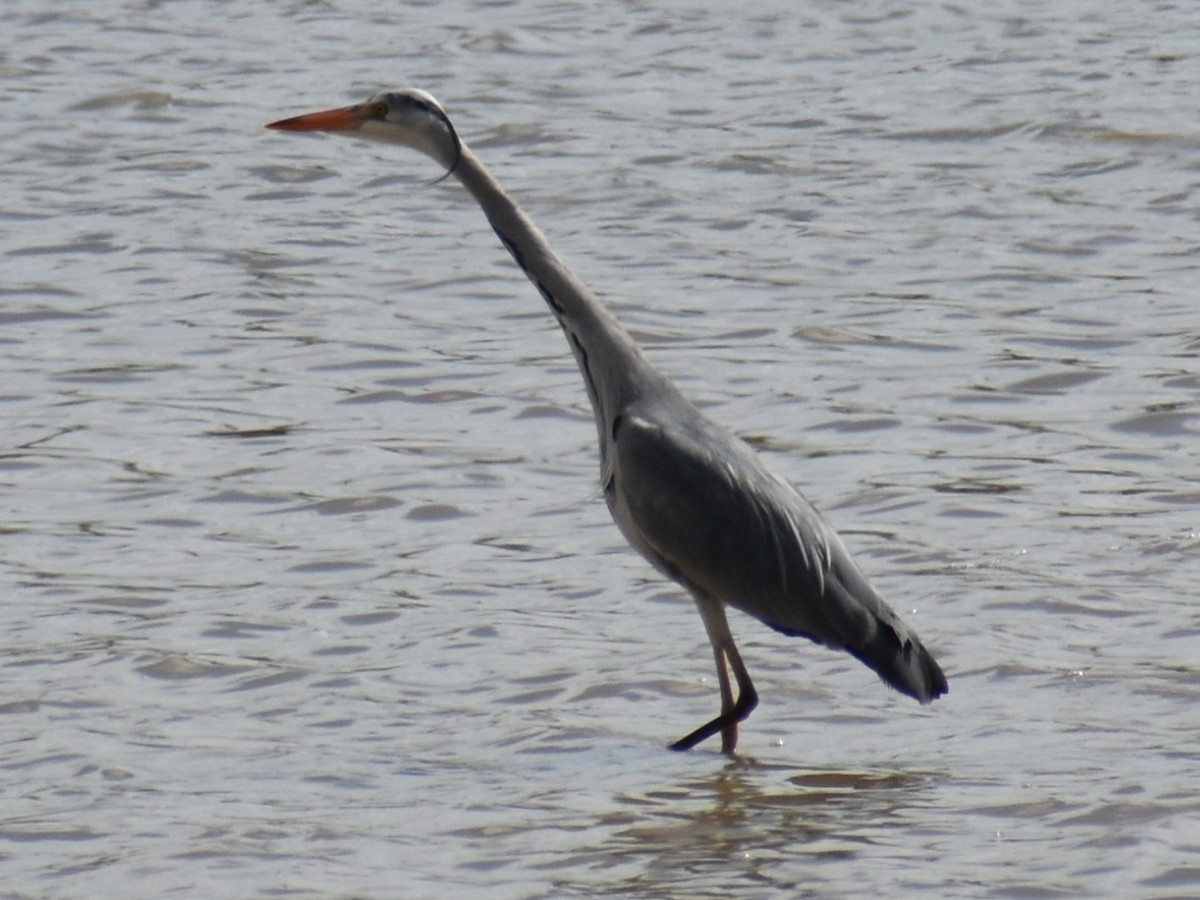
[267,88,462,178]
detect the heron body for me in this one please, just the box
[267,90,947,754]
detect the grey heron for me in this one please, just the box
[267,89,948,754]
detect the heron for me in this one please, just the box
[266,89,947,754]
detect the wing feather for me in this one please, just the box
[608,406,947,702]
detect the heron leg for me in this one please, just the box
[669,597,759,754]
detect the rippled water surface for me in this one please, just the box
[3,1,1199,896]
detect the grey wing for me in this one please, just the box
[608,408,878,649]
[607,407,948,702]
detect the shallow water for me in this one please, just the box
[2,1,1199,896]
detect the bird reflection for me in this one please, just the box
[589,759,937,892]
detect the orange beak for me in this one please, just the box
[266,103,371,133]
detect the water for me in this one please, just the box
[2,1,1198,896]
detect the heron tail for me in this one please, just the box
[849,622,948,704]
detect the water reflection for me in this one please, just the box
[576,760,939,894]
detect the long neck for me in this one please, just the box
[450,144,670,443]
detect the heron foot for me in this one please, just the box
[668,680,758,754]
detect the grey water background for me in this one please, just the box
[2,1,1198,896]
